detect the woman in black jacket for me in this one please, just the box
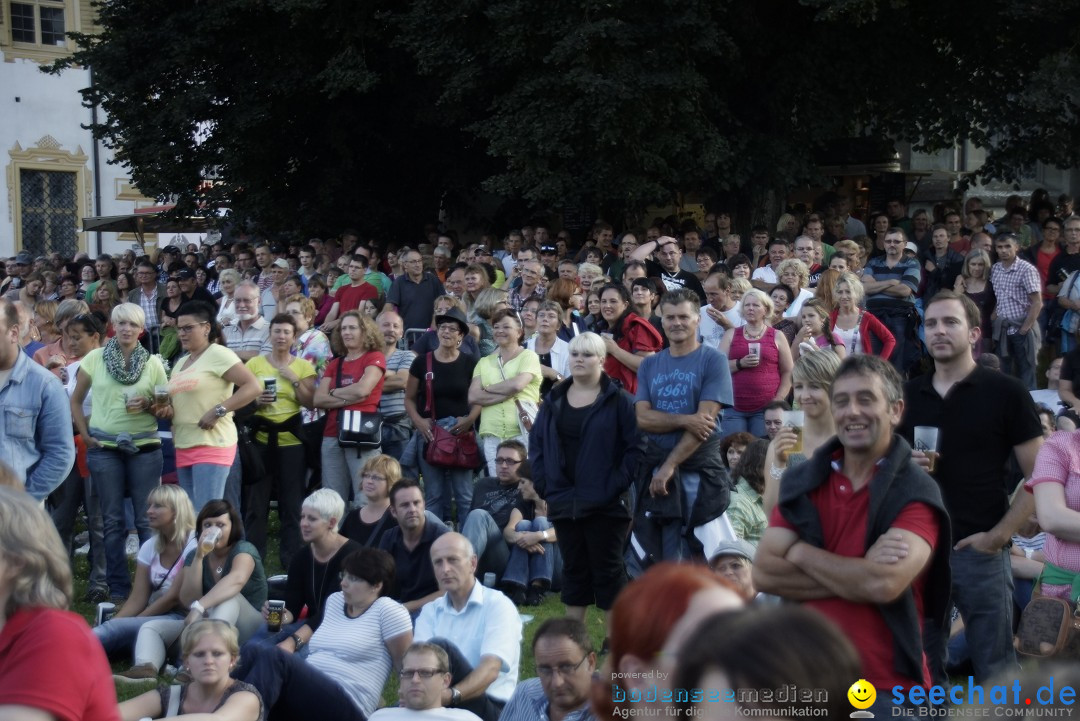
[530,331,641,626]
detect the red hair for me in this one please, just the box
[593,563,726,718]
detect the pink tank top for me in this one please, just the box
[730,326,781,412]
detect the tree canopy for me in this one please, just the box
[51,0,1080,237]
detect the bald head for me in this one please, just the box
[377,310,404,347]
[430,532,478,598]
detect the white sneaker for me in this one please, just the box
[125,533,139,556]
[75,543,90,556]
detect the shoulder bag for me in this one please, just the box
[334,357,382,450]
[496,352,536,434]
[423,353,481,469]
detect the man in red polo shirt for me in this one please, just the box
[754,355,950,705]
[321,253,379,332]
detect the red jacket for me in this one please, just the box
[829,308,896,360]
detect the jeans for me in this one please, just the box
[1005,328,1040,390]
[418,453,475,524]
[235,643,365,721]
[87,445,162,597]
[870,303,920,376]
[94,611,184,659]
[719,408,765,439]
[243,619,306,654]
[925,546,1016,684]
[243,442,305,569]
[502,518,561,589]
[480,434,528,477]
[461,509,510,580]
[177,453,235,515]
[49,467,107,594]
[321,436,380,508]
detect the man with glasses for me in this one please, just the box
[222,281,271,361]
[369,643,482,721]
[388,250,446,341]
[234,245,256,273]
[862,227,922,376]
[414,533,522,721]
[129,260,166,353]
[991,233,1043,388]
[460,440,556,605]
[499,618,596,721]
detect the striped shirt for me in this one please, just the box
[379,348,416,420]
[307,593,412,717]
[500,678,594,721]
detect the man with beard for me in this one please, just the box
[898,291,1042,683]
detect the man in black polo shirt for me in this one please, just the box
[898,290,1043,684]
[386,249,445,339]
[627,235,706,304]
[378,479,449,616]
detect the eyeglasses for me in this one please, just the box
[494,457,522,466]
[339,572,365,583]
[361,472,386,482]
[177,322,208,334]
[536,654,589,679]
[399,668,446,680]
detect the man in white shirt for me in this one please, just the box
[699,272,744,349]
[751,238,790,291]
[413,533,522,721]
[369,643,482,721]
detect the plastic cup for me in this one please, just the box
[783,410,805,453]
[199,526,222,555]
[914,426,940,472]
[748,342,761,359]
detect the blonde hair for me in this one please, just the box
[180,619,240,659]
[729,278,752,297]
[284,293,316,321]
[0,486,72,614]
[148,485,196,555]
[578,263,604,281]
[473,287,508,321]
[302,489,346,530]
[740,288,774,318]
[963,249,992,280]
[111,301,146,329]
[792,348,842,392]
[833,271,865,307]
[776,258,810,289]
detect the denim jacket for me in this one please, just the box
[0,351,75,500]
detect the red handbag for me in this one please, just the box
[422,353,482,469]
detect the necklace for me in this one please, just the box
[312,552,332,605]
[742,323,766,341]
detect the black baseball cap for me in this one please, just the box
[175,268,196,280]
[540,245,557,255]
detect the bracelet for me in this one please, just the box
[190,600,206,616]
[735,358,742,370]
[291,633,305,650]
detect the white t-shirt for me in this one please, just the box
[751,266,778,284]
[699,303,744,349]
[370,709,482,721]
[1031,388,1061,410]
[65,360,92,416]
[784,288,816,318]
[136,534,197,592]
[307,593,412,717]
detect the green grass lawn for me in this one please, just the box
[75,510,606,705]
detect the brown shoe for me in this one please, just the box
[113,663,158,684]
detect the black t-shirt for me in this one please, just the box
[408,352,478,419]
[378,521,447,603]
[469,477,531,529]
[556,399,592,482]
[644,260,706,304]
[1061,348,1080,389]
[282,538,362,630]
[340,506,395,548]
[898,365,1042,539]
[1048,251,1080,289]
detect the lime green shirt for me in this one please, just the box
[79,347,168,447]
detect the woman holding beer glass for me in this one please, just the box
[762,350,841,515]
[71,302,170,601]
[154,301,261,513]
[94,485,196,658]
[116,499,267,682]
[719,289,793,438]
[119,620,264,721]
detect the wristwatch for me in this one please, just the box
[291,634,305,651]
[214,404,228,418]
[542,529,550,541]
[291,381,300,389]
[449,687,462,706]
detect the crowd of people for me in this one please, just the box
[2,189,1080,719]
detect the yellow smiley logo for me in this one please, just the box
[848,679,876,710]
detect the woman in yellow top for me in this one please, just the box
[71,303,168,601]
[243,313,316,569]
[469,307,542,475]
[154,301,261,514]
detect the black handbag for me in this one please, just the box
[333,358,382,449]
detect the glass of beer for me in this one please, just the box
[153,385,171,406]
[782,410,805,454]
[125,390,143,414]
[199,526,222,555]
[914,426,940,473]
[267,600,286,632]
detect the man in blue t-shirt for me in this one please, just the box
[635,289,733,559]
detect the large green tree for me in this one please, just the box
[52,0,1080,236]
